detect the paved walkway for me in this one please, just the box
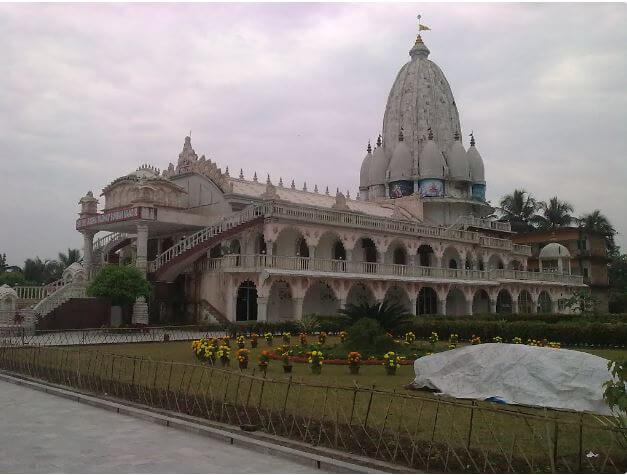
[0,380,317,473]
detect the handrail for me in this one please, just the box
[200,254,584,285]
[149,200,533,273]
[93,232,132,252]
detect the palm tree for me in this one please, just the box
[498,189,541,232]
[577,210,617,252]
[23,257,59,285]
[337,300,413,333]
[533,197,574,229]
[58,248,81,269]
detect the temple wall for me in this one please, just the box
[170,174,232,218]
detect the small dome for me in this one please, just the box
[447,134,469,181]
[359,144,373,188]
[0,284,18,300]
[369,143,390,186]
[539,243,571,259]
[388,132,413,181]
[467,134,485,183]
[419,133,446,179]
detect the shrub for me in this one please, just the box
[346,318,395,354]
[87,265,151,305]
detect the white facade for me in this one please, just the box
[72,27,584,324]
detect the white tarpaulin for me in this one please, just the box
[411,343,613,415]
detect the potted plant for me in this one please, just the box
[163,333,170,342]
[382,351,402,375]
[404,331,416,344]
[317,332,327,345]
[309,350,323,375]
[281,331,291,344]
[281,350,293,373]
[347,351,361,375]
[236,335,246,349]
[512,337,523,344]
[264,332,273,346]
[236,348,250,369]
[470,334,481,345]
[449,333,459,349]
[250,333,259,348]
[339,331,348,344]
[258,350,270,373]
[492,336,503,343]
[222,336,231,348]
[192,338,218,365]
[428,331,439,350]
[217,345,230,367]
[299,333,308,346]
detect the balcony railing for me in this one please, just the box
[458,216,512,232]
[199,254,583,285]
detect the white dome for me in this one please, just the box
[447,135,469,181]
[419,134,446,179]
[388,133,413,181]
[382,35,462,172]
[369,143,389,186]
[539,243,571,259]
[359,145,373,188]
[467,135,485,183]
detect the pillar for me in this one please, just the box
[489,299,497,314]
[531,298,538,314]
[409,297,417,316]
[465,297,473,316]
[345,249,353,263]
[339,298,347,310]
[437,298,447,316]
[136,224,149,274]
[434,254,443,268]
[82,231,95,279]
[409,254,415,267]
[308,245,316,259]
[551,299,559,314]
[294,297,304,320]
[512,299,520,314]
[257,297,268,322]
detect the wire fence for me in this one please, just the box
[0,325,225,347]
[0,344,624,473]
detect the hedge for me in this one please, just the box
[410,320,627,347]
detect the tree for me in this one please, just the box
[533,197,574,229]
[57,248,82,269]
[563,289,599,314]
[338,299,413,333]
[87,265,151,306]
[498,189,541,232]
[23,257,59,285]
[0,271,30,287]
[609,253,627,313]
[0,253,21,273]
[577,210,617,253]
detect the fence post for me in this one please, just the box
[282,376,292,416]
[467,401,475,450]
[578,413,583,473]
[349,385,357,427]
[364,384,375,428]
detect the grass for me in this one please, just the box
[2,336,625,472]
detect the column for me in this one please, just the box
[434,254,443,268]
[531,298,538,314]
[257,297,268,322]
[308,245,316,259]
[489,299,497,314]
[294,297,304,320]
[82,231,95,279]
[408,254,415,267]
[465,297,473,316]
[551,299,559,314]
[409,297,417,316]
[135,224,149,275]
[437,298,447,316]
[339,297,347,310]
[511,299,519,314]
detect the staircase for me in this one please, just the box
[30,281,87,318]
[149,204,267,282]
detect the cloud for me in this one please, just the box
[0,3,626,265]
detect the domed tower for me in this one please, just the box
[362,22,492,225]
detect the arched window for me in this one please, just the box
[449,259,458,269]
[236,281,258,321]
[393,247,407,265]
[417,245,434,267]
[333,241,346,260]
[496,290,512,314]
[417,287,438,315]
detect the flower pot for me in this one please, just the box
[349,365,360,375]
[385,366,397,376]
[163,334,170,342]
[239,361,248,370]
[311,366,322,375]
[251,341,258,348]
[283,365,293,373]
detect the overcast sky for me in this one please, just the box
[1,2,626,266]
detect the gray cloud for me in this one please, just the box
[1,3,626,265]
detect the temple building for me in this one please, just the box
[48,26,586,326]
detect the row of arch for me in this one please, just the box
[235,280,554,321]
[222,231,524,271]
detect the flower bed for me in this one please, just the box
[266,352,414,365]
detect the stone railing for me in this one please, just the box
[31,281,87,318]
[15,277,66,303]
[200,254,583,286]
[93,231,132,253]
[457,216,511,232]
[150,200,533,273]
[513,243,533,256]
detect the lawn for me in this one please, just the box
[2,336,625,473]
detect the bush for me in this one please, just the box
[87,265,151,305]
[410,318,627,346]
[346,318,395,354]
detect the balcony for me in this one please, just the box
[199,254,584,286]
[458,216,512,232]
